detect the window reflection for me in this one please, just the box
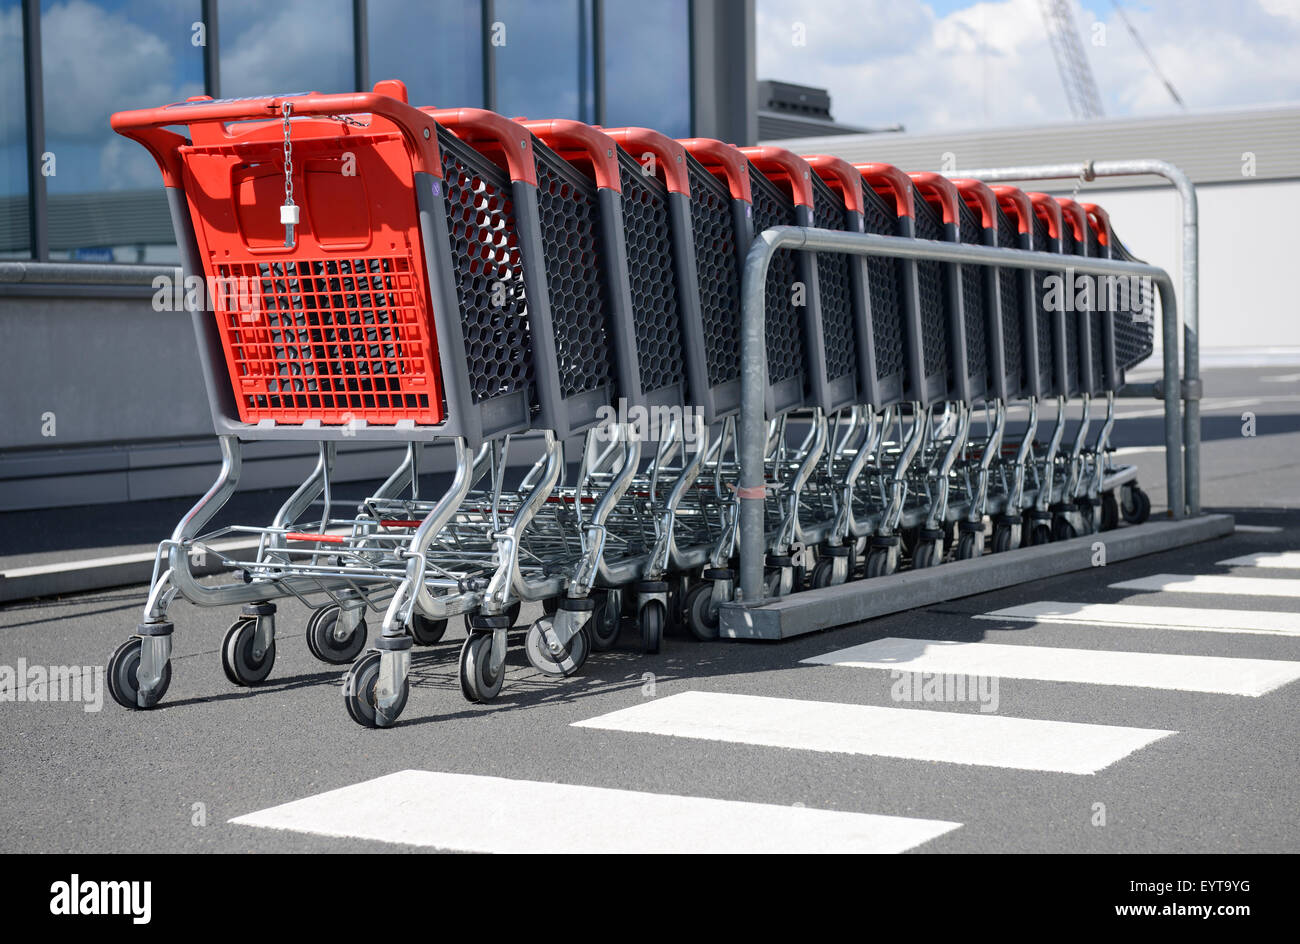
[368,0,483,108]
[1,0,28,258]
[603,0,690,138]
[494,0,584,121]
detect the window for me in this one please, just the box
[40,0,205,263]
[219,0,355,100]
[494,0,589,122]
[368,0,483,108]
[603,0,690,138]
[0,0,28,259]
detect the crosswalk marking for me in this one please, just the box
[801,637,1300,696]
[1218,551,1300,569]
[1111,573,1300,598]
[1233,525,1283,533]
[975,601,1300,637]
[228,769,962,853]
[573,691,1174,775]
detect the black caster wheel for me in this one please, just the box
[639,601,665,655]
[1029,523,1053,546]
[307,606,368,664]
[106,637,170,710]
[589,591,622,651]
[683,582,721,641]
[912,541,938,569]
[956,531,980,560]
[865,548,894,578]
[221,617,275,686]
[467,601,522,634]
[1052,516,1078,542]
[1100,490,1119,531]
[459,634,504,703]
[524,618,589,677]
[1122,485,1151,524]
[542,596,559,617]
[1076,498,1098,535]
[992,523,1015,554]
[408,613,448,647]
[809,557,837,588]
[343,651,409,728]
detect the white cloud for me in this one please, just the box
[757,0,1300,133]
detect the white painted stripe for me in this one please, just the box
[976,601,1300,637]
[801,637,1300,697]
[1218,551,1300,569]
[229,769,961,853]
[1234,525,1284,533]
[573,691,1173,775]
[1111,573,1300,598]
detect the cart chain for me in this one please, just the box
[280,102,298,247]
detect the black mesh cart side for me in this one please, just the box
[953,178,1011,405]
[1027,192,1067,400]
[804,154,869,414]
[1088,203,1154,385]
[739,147,822,419]
[677,138,755,422]
[852,164,912,410]
[992,186,1045,400]
[907,179,959,406]
[913,172,984,407]
[1058,198,1103,397]
[1083,203,1119,391]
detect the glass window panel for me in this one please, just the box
[41,0,204,263]
[0,0,29,258]
[603,0,690,138]
[219,0,355,100]
[367,0,483,108]
[494,0,585,121]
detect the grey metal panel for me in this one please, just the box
[764,105,1300,190]
[690,0,757,146]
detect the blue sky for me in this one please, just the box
[757,0,1300,133]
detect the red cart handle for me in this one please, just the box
[111,86,445,186]
[908,172,960,226]
[1027,192,1064,241]
[854,163,915,218]
[1081,202,1112,247]
[950,178,998,230]
[601,127,690,195]
[422,108,537,186]
[519,119,622,192]
[991,185,1034,236]
[1056,197,1088,244]
[738,146,814,209]
[802,154,865,215]
[678,138,753,203]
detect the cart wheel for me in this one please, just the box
[913,541,938,569]
[459,634,504,703]
[956,532,980,561]
[865,548,894,578]
[1029,523,1053,546]
[1100,491,1119,531]
[343,651,409,729]
[408,614,447,647]
[639,601,665,655]
[809,557,838,589]
[683,583,720,641]
[590,592,622,651]
[307,607,368,664]
[221,617,275,686]
[1076,498,1098,535]
[1122,485,1151,524]
[992,523,1015,554]
[542,596,559,617]
[524,617,589,677]
[1052,516,1078,542]
[106,637,171,710]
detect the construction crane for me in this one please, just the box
[1037,0,1105,120]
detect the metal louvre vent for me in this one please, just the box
[810,175,856,384]
[957,200,988,384]
[617,150,685,396]
[686,158,742,388]
[438,129,534,404]
[1031,213,1056,388]
[533,142,615,399]
[860,185,905,385]
[748,165,804,386]
[215,255,434,423]
[995,207,1025,391]
[911,187,949,383]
